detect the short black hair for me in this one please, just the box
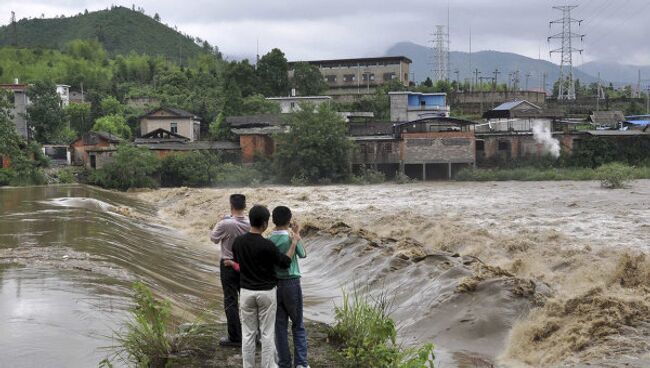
[272,206,292,227]
[249,205,270,228]
[230,194,246,211]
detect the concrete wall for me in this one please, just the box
[86,151,115,169]
[351,140,401,165]
[71,137,115,166]
[476,133,580,165]
[401,132,475,163]
[475,118,552,133]
[11,91,30,139]
[140,112,199,141]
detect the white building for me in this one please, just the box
[265,96,332,113]
[56,84,71,108]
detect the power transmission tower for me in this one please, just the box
[10,11,17,46]
[548,5,584,100]
[431,25,449,82]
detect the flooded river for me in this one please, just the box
[0,185,220,367]
[3,181,650,367]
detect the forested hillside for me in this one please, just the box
[0,6,207,62]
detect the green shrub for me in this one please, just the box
[330,290,435,368]
[596,162,634,189]
[54,167,76,184]
[290,173,309,186]
[89,144,160,191]
[160,151,221,187]
[349,167,386,185]
[0,168,15,186]
[394,171,416,184]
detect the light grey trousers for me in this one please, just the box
[240,287,278,368]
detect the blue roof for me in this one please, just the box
[626,120,650,126]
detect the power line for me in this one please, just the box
[548,5,584,100]
[431,25,449,82]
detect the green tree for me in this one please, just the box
[241,94,281,115]
[225,59,257,97]
[422,77,433,87]
[93,114,132,139]
[100,96,124,116]
[26,81,69,143]
[291,62,326,96]
[90,144,160,190]
[64,39,107,62]
[0,90,22,157]
[274,103,353,183]
[153,13,160,21]
[208,112,230,140]
[65,102,91,135]
[256,48,289,97]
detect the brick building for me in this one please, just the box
[288,56,411,101]
[70,131,122,169]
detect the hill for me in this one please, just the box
[386,41,599,91]
[578,61,650,86]
[0,6,205,62]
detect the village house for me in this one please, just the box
[0,82,30,139]
[134,128,240,161]
[139,107,201,142]
[70,131,122,169]
[388,91,450,122]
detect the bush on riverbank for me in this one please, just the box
[330,290,435,368]
[596,162,635,189]
[89,145,160,190]
[456,162,650,183]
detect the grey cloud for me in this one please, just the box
[3,0,649,65]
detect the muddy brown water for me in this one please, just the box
[0,185,220,367]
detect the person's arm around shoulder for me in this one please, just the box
[273,231,299,269]
[292,221,306,258]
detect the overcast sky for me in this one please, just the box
[3,0,650,65]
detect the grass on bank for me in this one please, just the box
[329,289,435,368]
[103,283,436,368]
[455,162,650,188]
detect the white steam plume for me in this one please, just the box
[532,121,561,158]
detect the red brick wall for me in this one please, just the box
[239,135,274,163]
[1,156,10,169]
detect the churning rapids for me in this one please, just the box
[2,181,650,367]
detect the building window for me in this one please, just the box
[170,123,178,134]
[362,73,375,81]
[343,74,356,83]
[383,73,396,81]
[498,141,510,151]
[325,75,337,83]
[476,140,485,151]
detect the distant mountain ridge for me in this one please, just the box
[0,7,204,61]
[387,41,649,89]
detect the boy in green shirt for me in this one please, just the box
[269,206,309,368]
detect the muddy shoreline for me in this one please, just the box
[135,180,650,367]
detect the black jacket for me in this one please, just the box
[233,233,291,290]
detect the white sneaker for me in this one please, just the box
[296,365,310,368]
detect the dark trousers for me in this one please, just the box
[276,278,308,368]
[220,260,241,342]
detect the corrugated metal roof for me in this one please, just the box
[492,100,535,111]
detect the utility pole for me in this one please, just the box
[493,69,501,91]
[432,25,449,82]
[548,5,584,100]
[542,72,548,95]
[473,69,481,90]
[595,72,606,111]
[469,25,472,92]
[636,70,642,98]
[525,72,532,91]
[454,69,460,91]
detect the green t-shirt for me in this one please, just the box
[269,230,306,279]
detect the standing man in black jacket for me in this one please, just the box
[233,205,299,368]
